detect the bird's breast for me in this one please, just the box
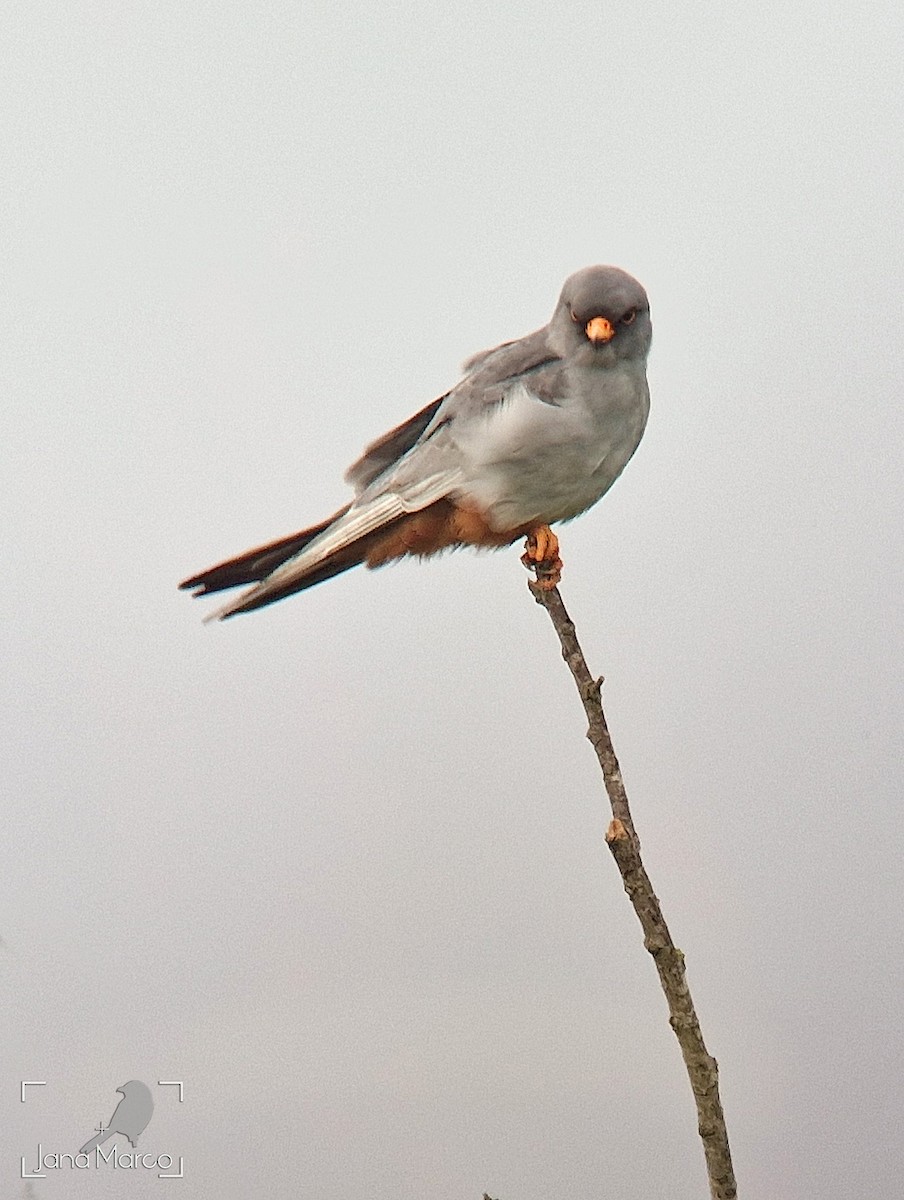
[452,370,648,529]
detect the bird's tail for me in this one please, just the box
[179,505,352,600]
[79,1130,112,1155]
[182,470,462,621]
[180,501,409,620]
[177,506,372,619]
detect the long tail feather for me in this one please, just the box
[179,506,350,597]
[208,536,386,617]
[185,469,464,621]
[195,468,458,619]
[202,495,412,620]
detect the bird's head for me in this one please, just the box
[550,265,651,367]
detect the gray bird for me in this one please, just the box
[180,265,651,619]
[79,1080,154,1154]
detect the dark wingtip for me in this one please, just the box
[178,576,211,596]
[177,509,352,601]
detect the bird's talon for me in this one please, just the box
[522,524,559,564]
[522,525,562,588]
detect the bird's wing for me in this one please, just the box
[203,462,463,621]
[180,507,351,596]
[345,397,446,492]
[460,326,553,377]
[344,327,560,493]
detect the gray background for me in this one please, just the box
[3,2,902,1197]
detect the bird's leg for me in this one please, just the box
[521,524,563,590]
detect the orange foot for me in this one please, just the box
[521,524,563,590]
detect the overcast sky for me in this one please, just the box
[3,2,903,1197]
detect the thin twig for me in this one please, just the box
[529,579,737,1200]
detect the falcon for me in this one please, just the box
[180,265,651,619]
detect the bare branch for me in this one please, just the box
[529,580,737,1200]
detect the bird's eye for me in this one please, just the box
[620,308,637,325]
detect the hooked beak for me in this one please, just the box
[585,316,615,344]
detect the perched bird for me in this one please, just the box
[180,265,651,620]
[79,1080,154,1154]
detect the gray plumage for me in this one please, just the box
[181,265,652,619]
